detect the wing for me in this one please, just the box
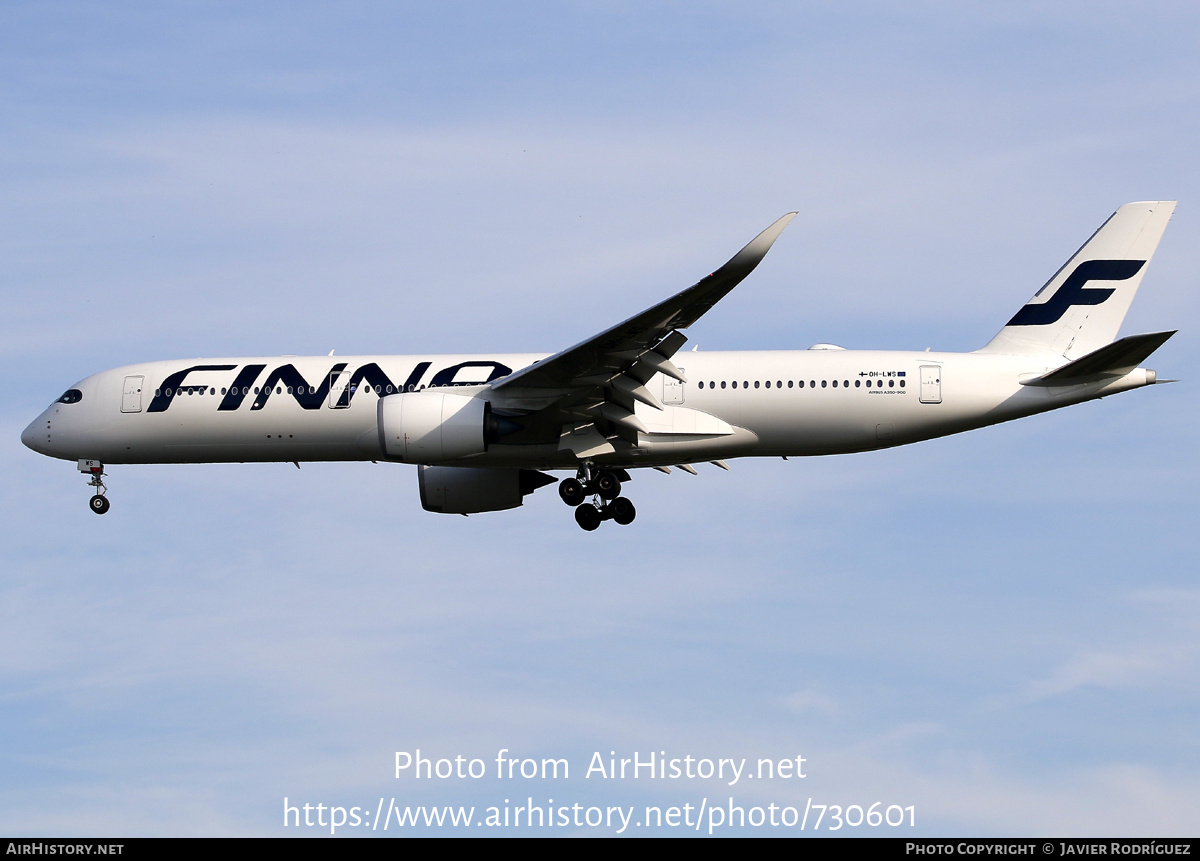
[486,213,796,445]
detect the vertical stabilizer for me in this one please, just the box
[979,201,1175,357]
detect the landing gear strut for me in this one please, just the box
[560,465,636,530]
[79,459,110,515]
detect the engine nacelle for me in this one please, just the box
[378,391,490,463]
[418,466,556,514]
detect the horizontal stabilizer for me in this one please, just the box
[1020,330,1175,386]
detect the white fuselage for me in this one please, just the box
[21,349,1154,471]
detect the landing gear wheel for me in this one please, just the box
[610,496,636,525]
[574,504,602,531]
[558,477,585,507]
[595,470,621,501]
[81,461,109,513]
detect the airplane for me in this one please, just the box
[21,201,1178,530]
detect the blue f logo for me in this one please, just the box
[1007,259,1145,327]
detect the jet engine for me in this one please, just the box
[418,465,556,514]
[378,391,518,463]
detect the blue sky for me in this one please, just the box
[2,1,1198,836]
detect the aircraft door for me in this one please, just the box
[919,365,942,404]
[121,375,144,413]
[663,369,685,405]
[328,368,348,408]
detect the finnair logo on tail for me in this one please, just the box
[1007,259,1145,326]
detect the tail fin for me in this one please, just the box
[979,201,1175,357]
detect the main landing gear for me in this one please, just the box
[79,459,110,514]
[559,466,636,531]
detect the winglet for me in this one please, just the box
[721,212,798,278]
[670,212,797,330]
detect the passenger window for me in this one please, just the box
[900,379,906,388]
[821,380,827,388]
[754,381,760,389]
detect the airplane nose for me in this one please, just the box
[21,415,46,454]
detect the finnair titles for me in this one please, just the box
[22,202,1178,530]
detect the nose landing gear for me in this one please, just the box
[560,466,636,530]
[79,459,110,515]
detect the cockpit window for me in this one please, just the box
[57,389,83,404]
